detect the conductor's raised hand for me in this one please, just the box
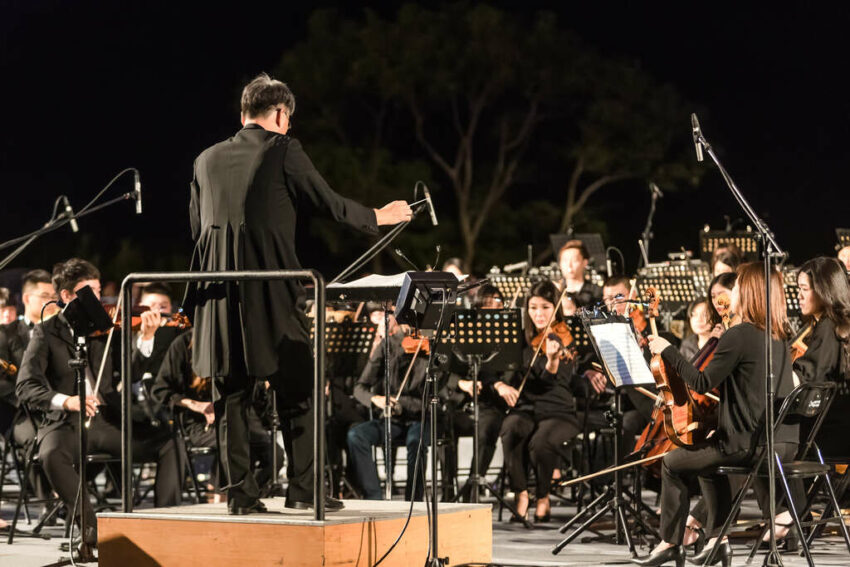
[647,335,672,355]
[375,201,413,226]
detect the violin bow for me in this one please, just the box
[86,294,123,428]
[515,287,570,399]
[386,336,426,414]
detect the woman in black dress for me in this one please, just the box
[633,263,795,567]
[497,281,582,522]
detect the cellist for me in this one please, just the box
[632,263,797,567]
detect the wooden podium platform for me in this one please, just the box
[97,499,492,567]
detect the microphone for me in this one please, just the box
[691,113,704,162]
[503,261,528,273]
[649,182,664,199]
[422,184,438,226]
[394,248,420,272]
[606,253,613,278]
[134,170,142,215]
[61,196,79,233]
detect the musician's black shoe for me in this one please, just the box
[284,496,345,511]
[533,512,551,523]
[689,540,732,566]
[631,544,685,567]
[228,499,268,515]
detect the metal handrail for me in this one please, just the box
[119,270,326,520]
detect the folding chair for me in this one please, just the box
[706,381,850,567]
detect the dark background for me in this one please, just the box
[1,1,847,287]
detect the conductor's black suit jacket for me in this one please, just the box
[187,124,378,380]
[15,315,119,439]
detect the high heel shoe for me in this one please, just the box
[758,523,799,552]
[630,545,685,567]
[684,525,705,555]
[533,512,551,523]
[689,540,732,566]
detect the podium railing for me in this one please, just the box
[119,270,327,520]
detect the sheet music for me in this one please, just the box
[330,273,408,289]
[588,322,655,387]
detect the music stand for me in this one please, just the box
[552,313,658,558]
[634,274,697,319]
[639,260,712,298]
[62,285,112,563]
[488,273,535,307]
[436,310,527,520]
[699,229,761,263]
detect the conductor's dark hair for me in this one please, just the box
[22,269,52,293]
[240,73,296,119]
[139,282,173,301]
[523,280,564,345]
[52,258,100,295]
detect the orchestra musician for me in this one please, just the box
[707,273,737,331]
[678,300,718,361]
[346,310,430,501]
[710,244,743,278]
[15,259,182,549]
[556,240,602,316]
[498,281,582,523]
[634,263,797,567]
[186,73,412,514]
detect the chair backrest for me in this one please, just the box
[774,381,838,459]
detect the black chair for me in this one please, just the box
[173,411,217,504]
[706,382,850,567]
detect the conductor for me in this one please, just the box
[187,73,412,514]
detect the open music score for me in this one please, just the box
[699,229,761,263]
[585,319,655,388]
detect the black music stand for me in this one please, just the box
[437,310,525,518]
[311,320,376,496]
[552,312,659,558]
[836,228,850,249]
[487,273,534,307]
[62,285,113,563]
[639,260,712,298]
[634,274,697,323]
[783,280,803,334]
[393,272,459,567]
[699,229,761,263]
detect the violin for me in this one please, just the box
[530,320,576,361]
[790,323,813,362]
[93,304,192,337]
[0,357,17,376]
[401,333,430,355]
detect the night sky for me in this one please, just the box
[2,1,848,286]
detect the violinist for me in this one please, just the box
[634,263,796,567]
[498,281,582,523]
[678,300,717,361]
[347,310,430,501]
[132,283,183,380]
[15,258,182,551]
[710,244,743,278]
[757,256,850,544]
[707,272,737,331]
[556,240,602,316]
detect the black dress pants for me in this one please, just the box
[448,404,504,478]
[38,417,181,530]
[500,412,580,499]
[215,321,315,506]
[659,443,750,544]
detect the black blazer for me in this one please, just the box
[187,125,379,379]
[15,315,119,437]
[0,319,30,404]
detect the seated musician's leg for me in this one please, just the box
[499,412,535,517]
[529,417,580,519]
[346,419,384,499]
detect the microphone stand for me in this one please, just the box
[694,118,786,567]
[638,188,660,270]
[0,192,137,271]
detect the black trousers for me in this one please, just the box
[38,417,181,529]
[500,412,580,499]
[215,326,315,506]
[446,404,504,479]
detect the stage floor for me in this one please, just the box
[2,498,848,566]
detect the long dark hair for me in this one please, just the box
[523,280,563,345]
[707,272,737,328]
[798,257,850,372]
